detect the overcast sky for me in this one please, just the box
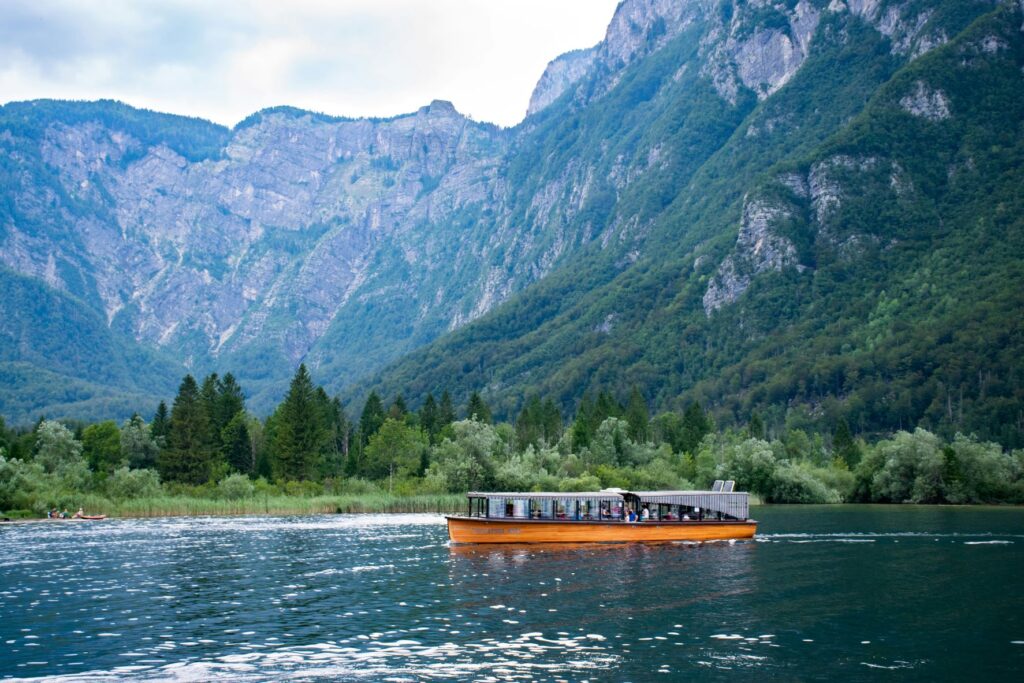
[0,0,620,128]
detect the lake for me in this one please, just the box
[1,506,1022,681]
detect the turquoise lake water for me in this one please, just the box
[1,505,1022,681]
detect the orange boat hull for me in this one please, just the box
[446,516,757,544]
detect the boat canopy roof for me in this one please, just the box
[467,491,621,500]
[626,491,749,520]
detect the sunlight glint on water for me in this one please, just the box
[1,506,1022,681]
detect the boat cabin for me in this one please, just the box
[464,484,750,523]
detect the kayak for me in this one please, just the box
[72,515,107,520]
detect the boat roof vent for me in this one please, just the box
[711,480,724,492]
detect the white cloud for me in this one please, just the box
[0,0,619,127]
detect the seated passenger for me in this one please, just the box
[640,505,650,521]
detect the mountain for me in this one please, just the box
[1,0,1022,448]
[358,0,1024,447]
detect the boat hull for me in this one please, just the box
[446,516,757,544]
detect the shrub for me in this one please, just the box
[106,467,162,500]
[218,473,255,500]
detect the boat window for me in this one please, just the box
[528,498,553,519]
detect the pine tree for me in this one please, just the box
[359,391,386,446]
[515,395,544,449]
[151,401,170,446]
[222,412,252,474]
[199,373,222,449]
[159,375,213,484]
[541,398,563,444]
[571,393,596,449]
[680,402,710,454]
[272,364,327,481]
[438,391,456,428]
[594,391,623,424]
[625,386,650,443]
[466,391,491,424]
[217,373,246,429]
[420,393,439,443]
[389,394,407,420]
[833,418,861,467]
[748,412,765,440]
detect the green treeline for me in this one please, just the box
[2,367,1023,516]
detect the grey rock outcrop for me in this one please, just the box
[527,48,598,116]
[900,81,951,121]
[703,198,802,314]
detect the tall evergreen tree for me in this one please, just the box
[833,418,861,467]
[222,412,252,474]
[748,413,766,440]
[466,391,492,424]
[217,373,246,429]
[151,401,170,446]
[438,391,456,428]
[359,391,386,446]
[420,393,439,443]
[199,373,221,448]
[625,386,650,443]
[571,393,597,449]
[594,391,623,424]
[272,364,328,481]
[541,398,563,445]
[680,402,710,454]
[389,394,407,420]
[159,375,213,484]
[515,395,544,450]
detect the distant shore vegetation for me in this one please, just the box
[2,365,1023,518]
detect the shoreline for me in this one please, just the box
[1,493,465,522]
[5,500,1023,524]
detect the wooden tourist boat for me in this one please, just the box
[446,485,757,544]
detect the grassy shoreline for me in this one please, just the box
[2,493,466,520]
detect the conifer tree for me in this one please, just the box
[389,394,407,421]
[272,364,327,481]
[515,395,544,449]
[541,398,563,444]
[151,401,170,446]
[222,412,252,474]
[748,412,766,440]
[833,418,861,466]
[359,391,386,446]
[594,391,623,424]
[438,391,456,428]
[466,391,491,424]
[625,386,650,443]
[571,393,596,449]
[159,375,213,484]
[217,373,246,428]
[680,402,710,454]
[420,393,439,443]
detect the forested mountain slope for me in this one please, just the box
[361,0,1024,447]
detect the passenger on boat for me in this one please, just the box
[640,505,650,521]
[73,507,84,519]
[626,508,636,523]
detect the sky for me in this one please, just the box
[0,0,620,128]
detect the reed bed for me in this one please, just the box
[67,493,465,519]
